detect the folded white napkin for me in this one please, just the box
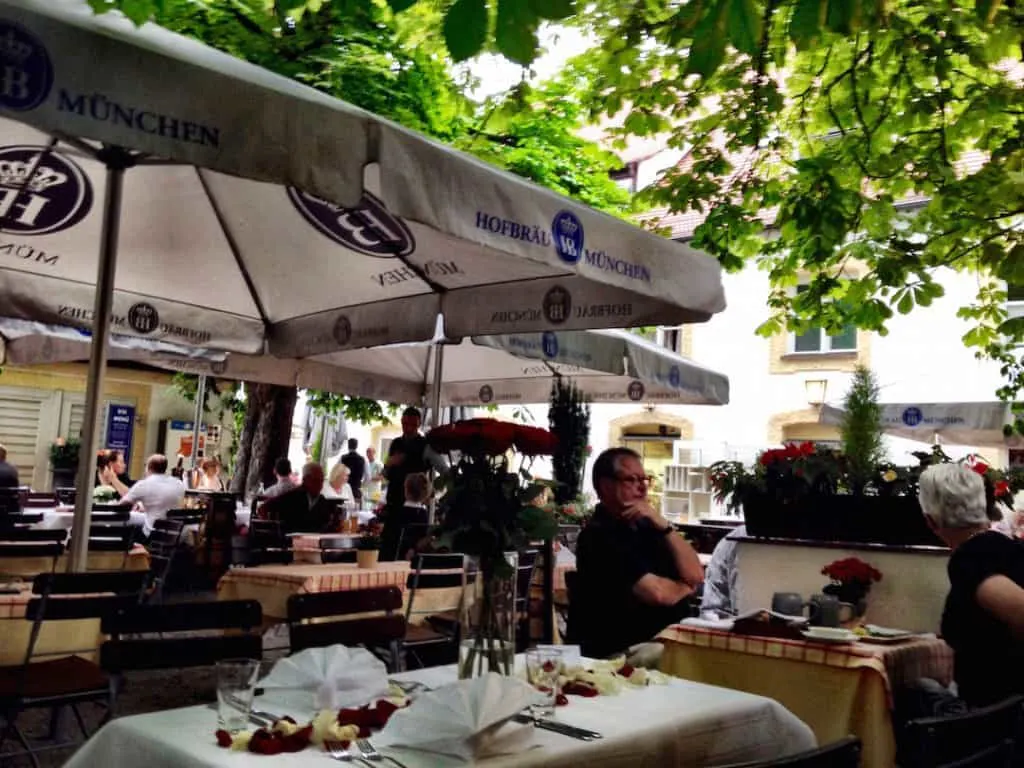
[259,645,390,712]
[376,673,541,761]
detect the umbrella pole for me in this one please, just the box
[67,154,128,572]
[190,374,208,479]
[427,343,445,525]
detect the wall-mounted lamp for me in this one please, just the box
[805,379,828,407]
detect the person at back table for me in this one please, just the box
[573,448,704,659]
[383,407,446,513]
[380,473,431,562]
[119,454,186,538]
[324,463,355,510]
[338,438,366,505]
[918,463,1024,707]
[0,444,19,488]
[261,463,338,535]
[263,457,297,498]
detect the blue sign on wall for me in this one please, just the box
[105,404,135,463]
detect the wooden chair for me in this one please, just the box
[165,508,205,526]
[90,508,130,524]
[287,587,406,670]
[87,524,135,569]
[0,570,148,767]
[0,540,65,578]
[711,736,862,767]
[401,554,474,668]
[100,599,262,713]
[0,529,67,544]
[248,519,292,566]
[91,503,133,514]
[22,494,57,509]
[900,695,1024,768]
[0,488,21,515]
[320,536,357,564]
[393,523,431,561]
[514,549,540,651]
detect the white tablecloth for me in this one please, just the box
[64,660,815,767]
[32,506,148,530]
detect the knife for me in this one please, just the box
[513,714,602,740]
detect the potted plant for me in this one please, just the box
[821,556,883,625]
[49,437,81,489]
[356,534,381,569]
[427,418,559,678]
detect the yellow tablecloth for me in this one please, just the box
[0,545,150,578]
[657,625,953,768]
[217,562,413,620]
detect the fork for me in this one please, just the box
[355,739,383,762]
[324,740,357,762]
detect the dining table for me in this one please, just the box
[0,586,108,665]
[63,656,817,768]
[657,623,954,768]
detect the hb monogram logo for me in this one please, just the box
[668,365,681,388]
[288,188,415,259]
[902,407,924,427]
[0,23,53,112]
[551,210,584,265]
[210,360,228,376]
[0,145,92,235]
[333,315,352,346]
[478,385,494,404]
[542,286,571,325]
[627,380,646,401]
[127,303,159,335]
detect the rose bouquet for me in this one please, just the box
[821,556,882,606]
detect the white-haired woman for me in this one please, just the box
[324,463,355,510]
[919,463,1024,707]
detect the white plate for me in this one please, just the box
[864,624,914,638]
[801,628,858,644]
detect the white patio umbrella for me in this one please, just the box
[819,402,1020,448]
[0,1,726,569]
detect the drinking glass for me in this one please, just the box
[525,648,562,718]
[216,658,260,732]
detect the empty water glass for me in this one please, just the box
[216,658,260,732]
[525,648,562,718]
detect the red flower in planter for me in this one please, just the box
[427,419,558,457]
[513,425,559,456]
[821,557,882,584]
[995,480,1011,498]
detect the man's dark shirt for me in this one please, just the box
[340,451,366,501]
[941,531,1024,707]
[573,504,693,658]
[0,460,18,488]
[262,488,338,535]
[384,435,429,510]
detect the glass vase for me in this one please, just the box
[458,552,517,679]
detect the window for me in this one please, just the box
[790,285,857,353]
[609,163,638,194]
[660,327,681,354]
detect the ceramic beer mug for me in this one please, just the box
[771,592,809,617]
[807,594,856,627]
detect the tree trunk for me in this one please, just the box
[229,383,297,498]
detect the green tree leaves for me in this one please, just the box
[444,0,488,62]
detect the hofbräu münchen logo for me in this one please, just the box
[542,286,571,325]
[288,188,415,259]
[0,22,53,112]
[627,380,646,401]
[127,303,159,334]
[0,146,92,235]
[478,385,494,404]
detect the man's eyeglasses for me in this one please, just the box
[615,474,655,486]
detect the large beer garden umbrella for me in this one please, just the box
[0,0,727,569]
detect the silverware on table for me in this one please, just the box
[513,713,603,741]
[356,738,410,768]
[325,739,359,762]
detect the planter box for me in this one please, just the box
[51,466,78,490]
[741,491,943,547]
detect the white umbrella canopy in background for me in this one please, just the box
[0,0,727,570]
[820,402,1021,449]
[3,318,731,407]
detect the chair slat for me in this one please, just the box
[100,634,262,672]
[33,570,149,596]
[711,736,861,767]
[101,600,262,634]
[0,529,67,543]
[26,594,140,621]
[321,549,357,564]
[288,587,403,621]
[0,542,63,558]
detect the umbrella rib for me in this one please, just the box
[193,168,272,331]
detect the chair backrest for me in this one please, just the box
[91,509,131,523]
[406,553,471,621]
[393,523,431,561]
[287,587,405,656]
[713,736,862,767]
[938,740,1015,768]
[320,536,357,550]
[0,487,21,514]
[902,695,1024,768]
[55,487,76,505]
[321,549,357,564]
[92,502,133,513]
[166,508,205,526]
[556,525,581,553]
[0,540,64,561]
[248,519,291,565]
[22,497,56,508]
[515,549,539,610]
[88,524,134,553]
[100,599,263,672]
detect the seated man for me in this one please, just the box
[263,457,297,498]
[573,448,704,658]
[0,443,19,488]
[262,462,338,535]
[120,454,186,537]
[701,524,747,615]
